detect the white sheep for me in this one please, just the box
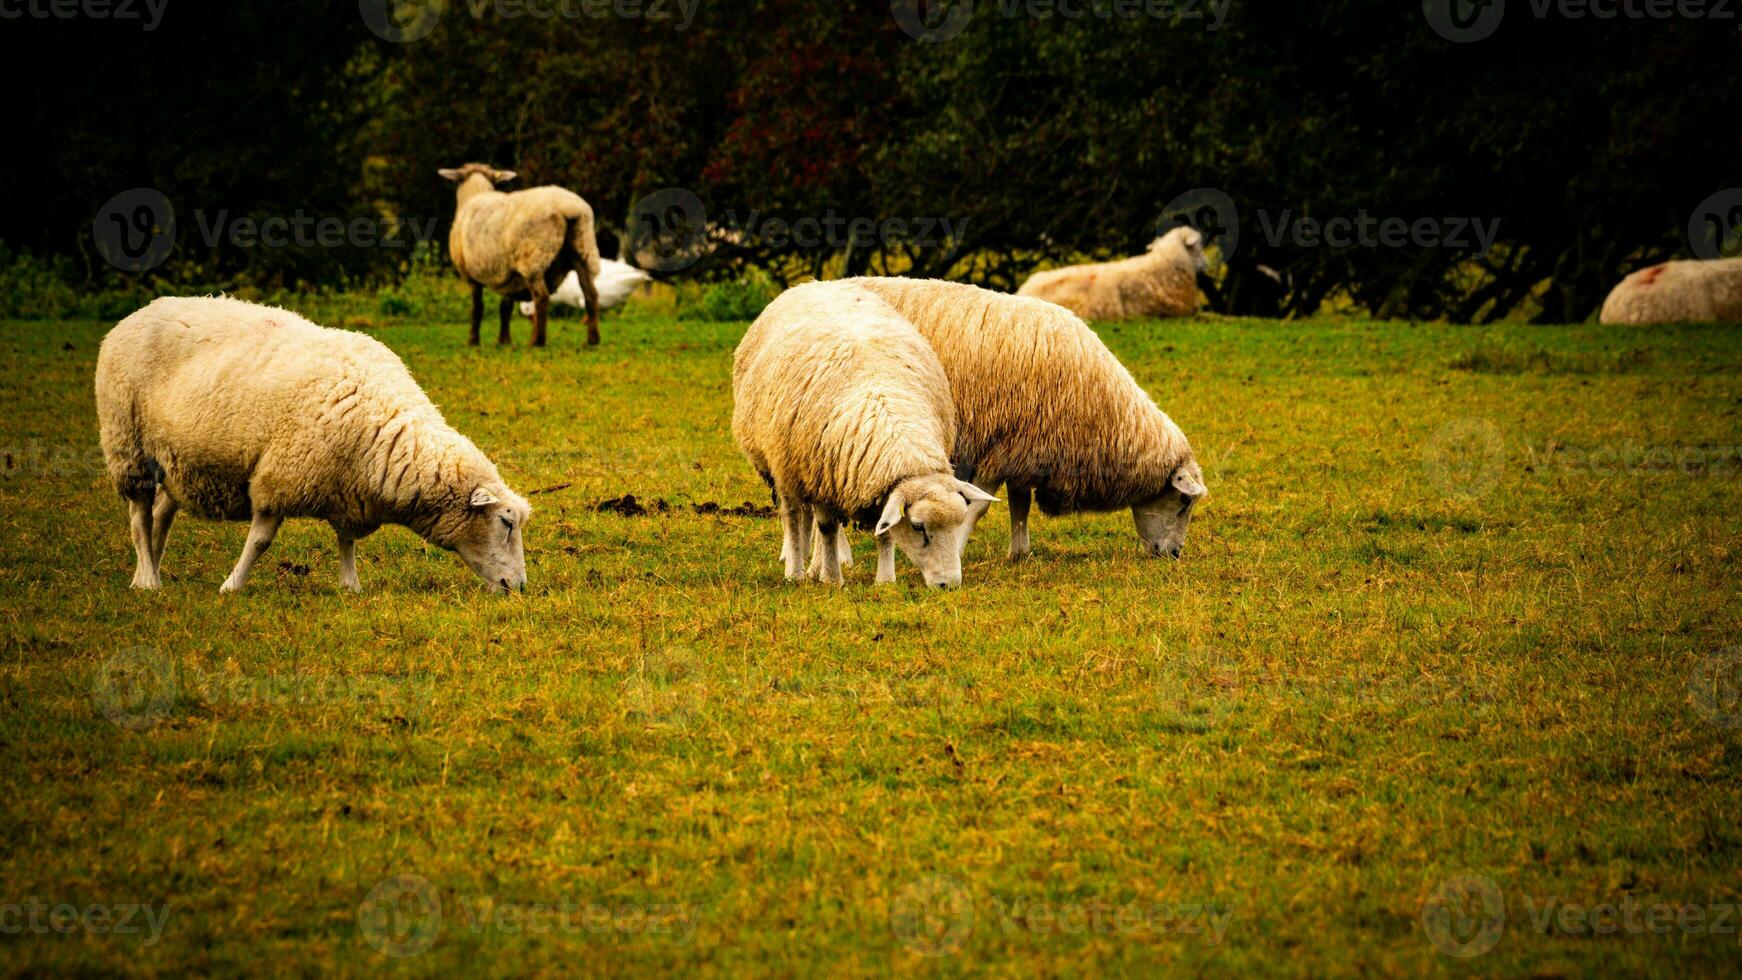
[440,163,604,347]
[1017,226,1208,320]
[519,259,651,319]
[850,277,1206,561]
[1599,257,1742,324]
[95,296,531,594]
[731,280,998,588]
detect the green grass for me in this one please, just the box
[2,299,1741,976]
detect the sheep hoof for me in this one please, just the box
[129,576,161,590]
[218,579,242,594]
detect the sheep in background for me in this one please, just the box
[96,296,531,594]
[732,281,998,588]
[850,277,1206,561]
[1599,257,1742,324]
[519,259,651,319]
[1017,226,1208,320]
[440,163,603,347]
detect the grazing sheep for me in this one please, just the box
[95,296,531,594]
[1017,226,1208,320]
[1599,257,1742,324]
[519,259,651,319]
[440,163,604,347]
[849,277,1206,561]
[731,281,998,588]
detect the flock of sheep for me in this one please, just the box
[91,166,1736,592]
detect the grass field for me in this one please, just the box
[2,298,1741,976]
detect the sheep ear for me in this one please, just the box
[492,169,519,184]
[1172,469,1206,500]
[958,481,999,505]
[470,487,500,509]
[437,168,465,182]
[874,493,905,536]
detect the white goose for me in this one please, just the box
[520,258,653,318]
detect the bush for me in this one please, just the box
[0,246,154,321]
[676,270,777,323]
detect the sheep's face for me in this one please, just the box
[1132,459,1207,559]
[1154,227,1209,274]
[875,475,999,589]
[452,485,531,593]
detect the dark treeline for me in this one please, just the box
[3,0,1737,321]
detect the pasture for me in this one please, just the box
[2,301,1740,976]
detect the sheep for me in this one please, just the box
[847,276,1206,561]
[1598,257,1742,324]
[1017,226,1208,320]
[518,259,651,319]
[440,163,604,347]
[731,280,998,588]
[95,296,531,594]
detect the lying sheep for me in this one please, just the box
[1017,226,1207,320]
[518,259,650,319]
[1599,257,1742,324]
[731,280,998,588]
[850,277,1206,561]
[95,296,531,594]
[440,163,604,347]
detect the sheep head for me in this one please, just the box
[1131,457,1206,559]
[874,475,998,589]
[447,484,532,593]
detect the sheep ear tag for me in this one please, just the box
[470,487,501,509]
[874,494,905,536]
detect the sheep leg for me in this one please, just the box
[128,495,160,590]
[835,524,853,567]
[528,278,551,348]
[779,497,810,581]
[219,513,283,594]
[813,516,845,586]
[336,531,361,594]
[876,533,896,584]
[1008,485,1033,561]
[468,282,484,346]
[148,493,178,576]
[498,296,515,346]
[577,269,601,346]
